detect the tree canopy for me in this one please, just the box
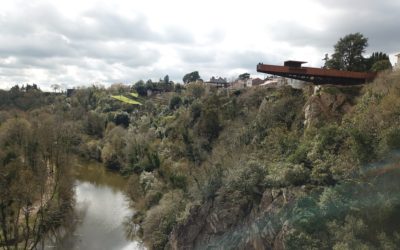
[183,71,201,84]
[239,73,250,80]
[325,33,368,72]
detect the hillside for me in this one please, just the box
[2,71,400,249]
[115,71,400,249]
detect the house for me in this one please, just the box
[259,77,287,88]
[206,77,229,88]
[229,78,253,89]
[395,53,400,70]
[66,88,76,97]
[252,78,265,86]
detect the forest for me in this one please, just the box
[0,33,399,249]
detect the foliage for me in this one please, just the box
[183,71,201,84]
[238,73,250,80]
[3,68,400,249]
[113,111,130,128]
[142,190,185,249]
[326,33,368,71]
[371,60,392,72]
[169,96,182,110]
[367,52,391,71]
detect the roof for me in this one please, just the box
[284,60,307,67]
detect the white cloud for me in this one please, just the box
[0,0,399,90]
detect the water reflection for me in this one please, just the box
[58,163,144,250]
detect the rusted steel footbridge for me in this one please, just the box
[257,61,377,85]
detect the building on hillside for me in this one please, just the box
[229,78,253,89]
[259,77,287,88]
[395,53,400,70]
[287,78,307,89]
[252,78,266,86]
[206,77,229,88]
[66,88,76,97]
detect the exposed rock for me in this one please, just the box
[304,85,359,127]
[168,188,305,250]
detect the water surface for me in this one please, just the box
[58,163,144,250]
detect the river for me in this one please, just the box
[54,163,145,250]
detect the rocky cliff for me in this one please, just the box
[166,85,363,250]
[168,186,307,250]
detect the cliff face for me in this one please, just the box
[169,187,306,250]
[166,85,363,250]
[304,86,360,128]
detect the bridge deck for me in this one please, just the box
[257,63,377,85]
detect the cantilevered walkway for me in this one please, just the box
[257,61,376,85]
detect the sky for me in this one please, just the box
[0,0,399,90]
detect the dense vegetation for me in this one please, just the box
[2,68,400,249]
[325,32,392,72]
[0,86,76,249]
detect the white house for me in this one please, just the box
[395,53,400,70]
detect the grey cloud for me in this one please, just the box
[0,34,76,58]
[0,3,170,88]
[222,50,282,70]
[179,47,217,64]
[269,0,400,54]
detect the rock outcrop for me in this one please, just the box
[304,85,360,127]
[168,187,305,250]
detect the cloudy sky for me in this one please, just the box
[0,0,399,90]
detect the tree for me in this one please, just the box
[134,80,147,96]
[169,96,182,110]
[371,60,392,72]
[239,73,250,80]
[325,33,368,72]
[183,71,201,84]
[51,84,61,93]
[164,75,170,84]
[367,52,392,72]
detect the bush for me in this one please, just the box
[186,83,205,98]
[266,163,310,187]
[383,127,400,150]
[197,108,221,142]
[169,96,182,110]
[84,111,105,137]
[143,151,160,172]
[142,190,185,249]
[226,162,266,200]
[169,173,188,191]
[189,102,202,123]
[350,129,376,163]
[145,190,163,208]
[114,112,130,127]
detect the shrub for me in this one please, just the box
[266,163,310,187]
[84,111,105,137]
[169,173,188,191]
[142,190,185,249]
[142,151,160,172]
[186,83,205,98]
[197,108,221,142]
[189,102,202,123]
[383,127,400,150]
[169,96,182,110]
[349,129,376,163]
[145,190,163,208]
[114,111,130,127]
[226,162,266,200]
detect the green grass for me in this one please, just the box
[129,92,139,98]
[111,95,142,105]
